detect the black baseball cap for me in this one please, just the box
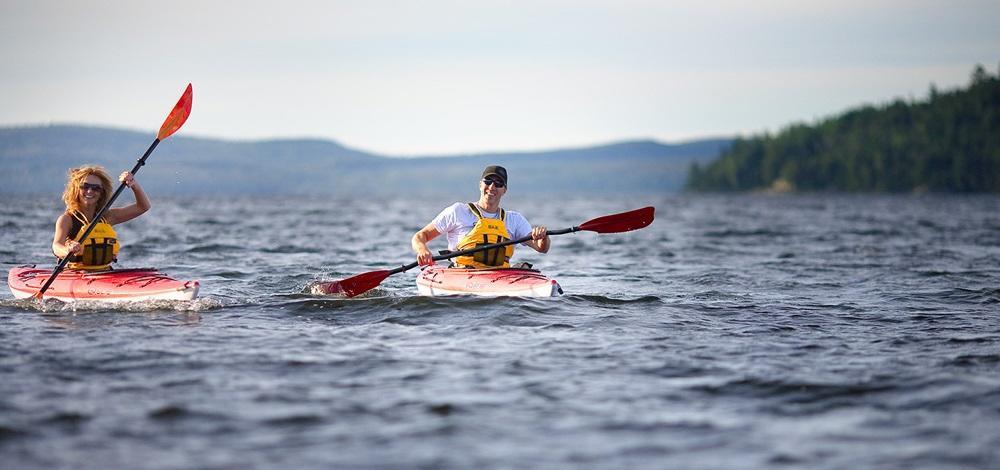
[482,165,508,186]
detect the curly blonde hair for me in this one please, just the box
[62,165,113,214]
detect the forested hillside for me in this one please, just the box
[685,65,1000,192]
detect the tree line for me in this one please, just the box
[685,65,1000,192]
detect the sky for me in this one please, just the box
[1,0,998,156]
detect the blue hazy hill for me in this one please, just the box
[0,125,730,196]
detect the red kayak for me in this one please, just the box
[416,265,563,297]
[7,265,200,303]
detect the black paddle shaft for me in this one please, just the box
[386,226,581,276]
[35,139,161,297]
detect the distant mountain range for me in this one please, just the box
[0,125,731,197]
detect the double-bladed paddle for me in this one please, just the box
[314,206,655,297]
[34,84,194,299]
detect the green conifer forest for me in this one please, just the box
[686,65,1000,192]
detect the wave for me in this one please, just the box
[946,353,1000,367]
[690,376,900,415]
[703,229,792,238]
[147,404,231,422]
[238,290,667,329]
[902,287,1000,304]
[0,296,223,313]
[185,243,243,253]
[0,424,33,441]
[261,245,323,254]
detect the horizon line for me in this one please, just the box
[0,122,736,159]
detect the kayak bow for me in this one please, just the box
[415,265,562,297]
[10,265,199,303]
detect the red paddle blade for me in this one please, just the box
[313,270,391,298]
[579,206,655,233]
[157,83,193,140]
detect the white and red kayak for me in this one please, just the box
[416,265,563,297]
[7,265,200,303]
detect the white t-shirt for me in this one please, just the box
[432,202,533,251]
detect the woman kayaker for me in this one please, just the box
[412,165,549,268]
[51,165,150,271]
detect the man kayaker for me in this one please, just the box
[51,165,151,271]
[412,165,549,268]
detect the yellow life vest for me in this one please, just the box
[63,210,119,271]
[454,203,514,269]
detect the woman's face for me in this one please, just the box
[78,174,104,207]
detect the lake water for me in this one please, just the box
[1,193,998,469]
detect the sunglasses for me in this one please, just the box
[80,183,103,192]
[482,178,506,188]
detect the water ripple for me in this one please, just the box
[1,194,999,469]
